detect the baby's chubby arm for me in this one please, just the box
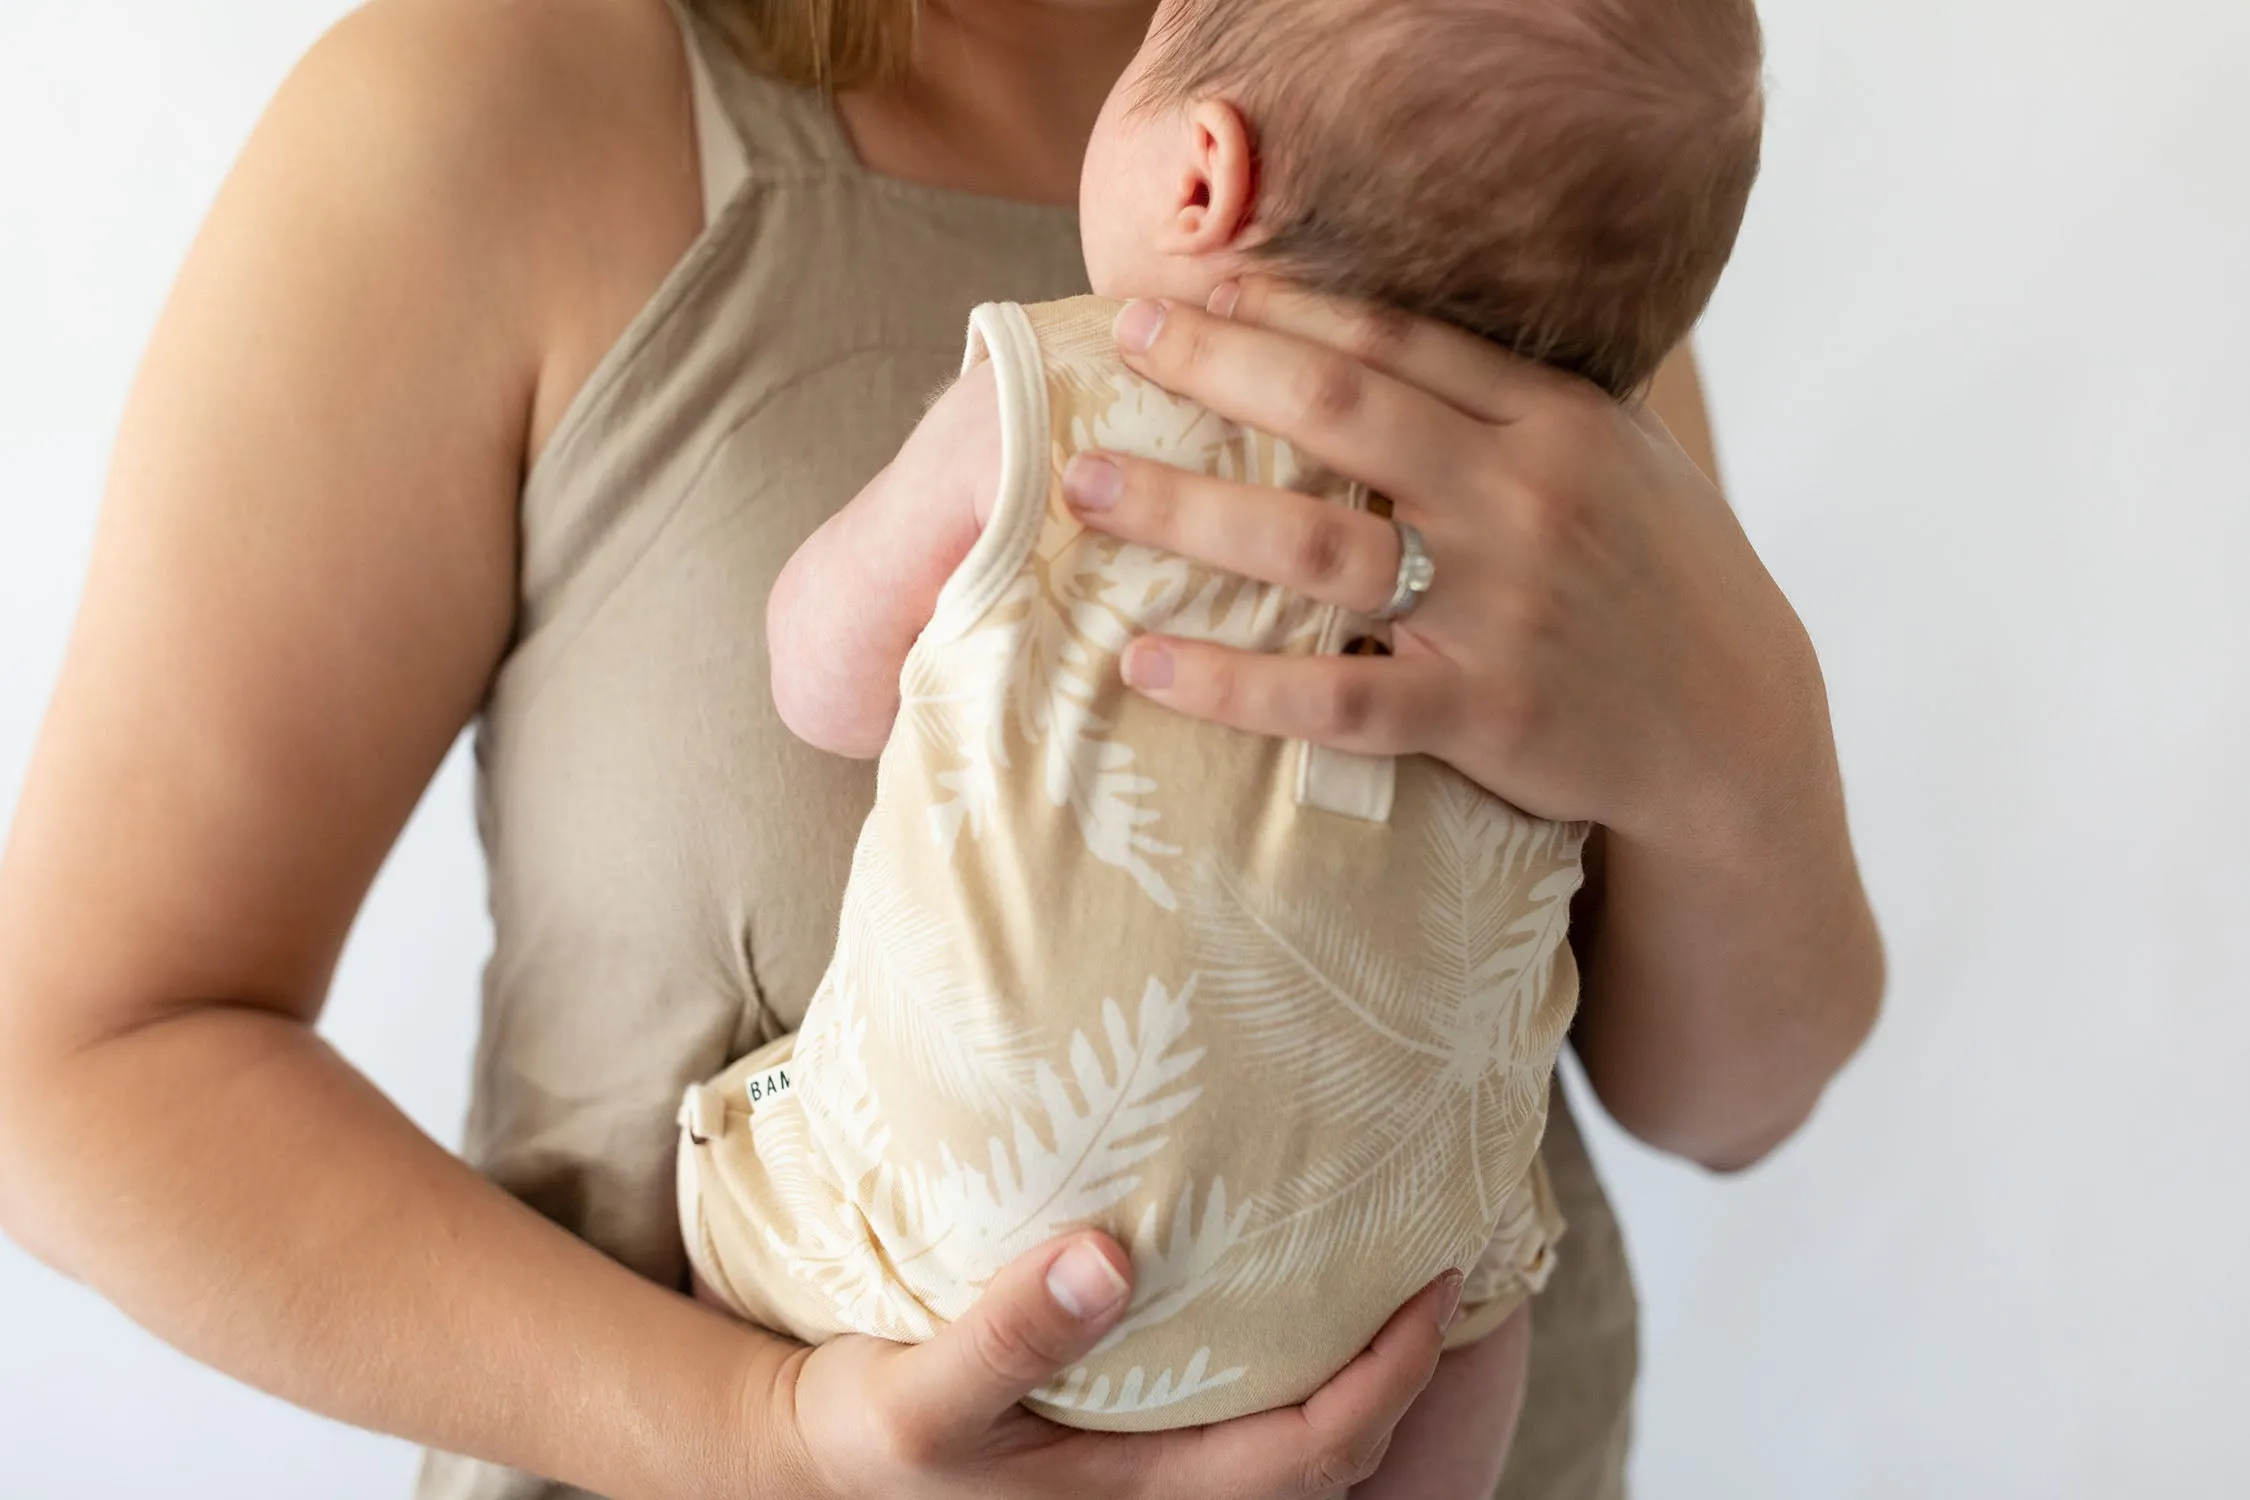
[767,364,1003,758]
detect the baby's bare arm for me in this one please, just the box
[767,363,1003,758]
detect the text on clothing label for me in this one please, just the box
[745,1062,794,1110]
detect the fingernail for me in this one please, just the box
[1434,1271,1466,1333]
[1064,454,1123,511]
[1114,298,1168,354]
[1047,1241,1130,1320]
[1207,280,1242,319]
[1123,641,1175,691]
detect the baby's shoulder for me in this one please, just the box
[897,361,1008,531]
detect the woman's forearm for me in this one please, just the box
[1569,707,1885,1172]
[1560,344,1882,1171]
[0,1004,779,1500]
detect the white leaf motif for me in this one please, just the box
[1091,1177,1253,1357]
[765,1003,945,1341]
[827,822,1038,1116]
[903,976,1206,1284]
[1037,1346,1248,1419]
[1180,781,1583,1297]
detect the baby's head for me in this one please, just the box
[1080,0,1765,398]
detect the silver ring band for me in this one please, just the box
[1373,520,1435,621]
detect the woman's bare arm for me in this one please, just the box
[0,5,781,1494]
[1567,348,1884,1172]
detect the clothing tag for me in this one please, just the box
[1294,480,1398,824]
[743,1061,796,1110]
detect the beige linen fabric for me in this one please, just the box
[421,0,1639,1491]
[676,297,1587,1431]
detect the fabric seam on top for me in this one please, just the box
[924,303,1053,647]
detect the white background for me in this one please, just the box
[3,1,2246,1495]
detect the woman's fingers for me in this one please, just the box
[1286,1274,1457,1485]
[1113,298,1485,507]
[873,1233,1132,1460]
[1215,277,1557,427]
[1121,637,1461,759]
[1138,1272,1459,1500]
[1064,453,1405,617]
[847,1254,1456,1500]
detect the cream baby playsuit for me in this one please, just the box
[677,295,1587,1432]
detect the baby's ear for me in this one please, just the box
[1157,99,1257,258]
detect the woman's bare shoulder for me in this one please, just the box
[275,0,704,456]
[0,1,711,1045]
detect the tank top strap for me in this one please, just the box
[663,0,863,225]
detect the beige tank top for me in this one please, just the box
[419,3,1637,1493]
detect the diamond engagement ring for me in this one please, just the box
[1373,520,1435,621]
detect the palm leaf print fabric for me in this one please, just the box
[677,297,1588,1431]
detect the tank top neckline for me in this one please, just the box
[523,3,1080,500]
[675,0,1079,226]
[805,95,1081,224]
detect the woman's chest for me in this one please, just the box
[482,190,1089,1037]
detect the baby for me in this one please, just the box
[679,0,1762,1491]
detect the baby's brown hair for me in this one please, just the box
[1140,0,1765,398]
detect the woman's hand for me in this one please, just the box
[763,1233,1460,1499]
[1069,281,1819,856]
[1067,281,1884,1169]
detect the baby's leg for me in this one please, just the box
[1350,1302,1532,1500]
[676,1034,899,1346]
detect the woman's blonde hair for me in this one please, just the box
[694,0,919,90]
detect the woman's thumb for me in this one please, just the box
[878,1234,1134,1453]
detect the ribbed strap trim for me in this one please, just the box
[925,303,1052,644]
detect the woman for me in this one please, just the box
[0,0,1883,1496]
